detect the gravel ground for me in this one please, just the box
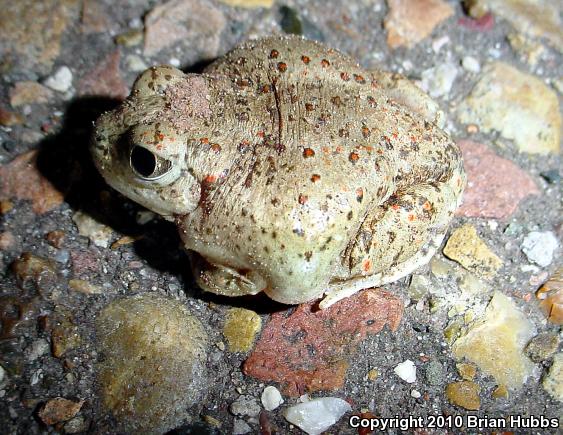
[0,0,561,434]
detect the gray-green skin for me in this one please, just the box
[92,35,466,308]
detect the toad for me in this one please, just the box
[91,35,465,308]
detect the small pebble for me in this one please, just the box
[521,231,559,267]
[233,419,252,435]
[410,389,421,398]
[462,56,481,73]
[283,397,351,435]
[446,381,480,410]
[125,54,148,72]
[525,332,560,363]
[420,63,458,98]
[0,364,6,388]
[136,210,156,225]
[26,339,50,361]
[261,386,283,411]
[44,66,73,92]
[394,359,416,383]
[230,395,261,417]
[169,58,181,67]
[492,384,509,399]
[540,169,561,184]
[431,35,450,53]
[425,361,444,386]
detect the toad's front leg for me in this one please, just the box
[188,251,267,297]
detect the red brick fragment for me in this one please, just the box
[0,150,64,214]
[243,289,403,396]
[77,49,128,100]
[458,13,494,32]
[456,140,539,219]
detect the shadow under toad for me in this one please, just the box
[35,95,286,315]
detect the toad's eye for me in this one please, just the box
[130,145,172,180]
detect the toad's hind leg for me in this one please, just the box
[319,230,446,309]
[320,182,458,309]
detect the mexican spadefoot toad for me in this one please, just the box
[92,35,466,308]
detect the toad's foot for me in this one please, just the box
[188,251,267,297]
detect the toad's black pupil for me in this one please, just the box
[130,146,156,177]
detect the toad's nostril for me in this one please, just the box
[130,145,156,178]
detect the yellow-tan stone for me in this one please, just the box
[443,225,502,280]
[96,294,208,433]
[458,62,560,154]
[223,307,262,352]
[453,292,536,390]
[543,353,563,401]
[464,0,562,52]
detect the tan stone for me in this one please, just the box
[453,292,536,390]
[218,0,273,7]
[0,151,64,214]
[543,353,563,401]
[96,294,208,433]
[458,62,561,154]
[68,279,104,295]
[537,267,563,325]
[51,311,81,358]
[72,211,113,249]
[0,0,80,73]
[457,362,477,380]
[38,398,84,425]
[384,0,453,49]
[445,381,480,410]
[443,225,502,280]
[465,0,562,52]
[223,307,262,352]
[507,33,545,66]
[144,0,226,57]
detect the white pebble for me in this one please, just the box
[261,385,284,411]
[432,35,450,53]
[522,231,559,267]
[169,57,181,67]
[394,359,417,383]
[462,56,481,73]
[0,365,6,388]
[44,66,73,92]
[411,389,422,398]
[283,397,351,435]
[125,54,148,72]
[136,210,156,225]
[420,63,458,99]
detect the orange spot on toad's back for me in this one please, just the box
[303,148,315,158]
[362,259,372,272]
[408,213,416,222]
[203,175,217,183]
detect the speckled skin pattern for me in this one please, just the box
[92,35,466,307]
